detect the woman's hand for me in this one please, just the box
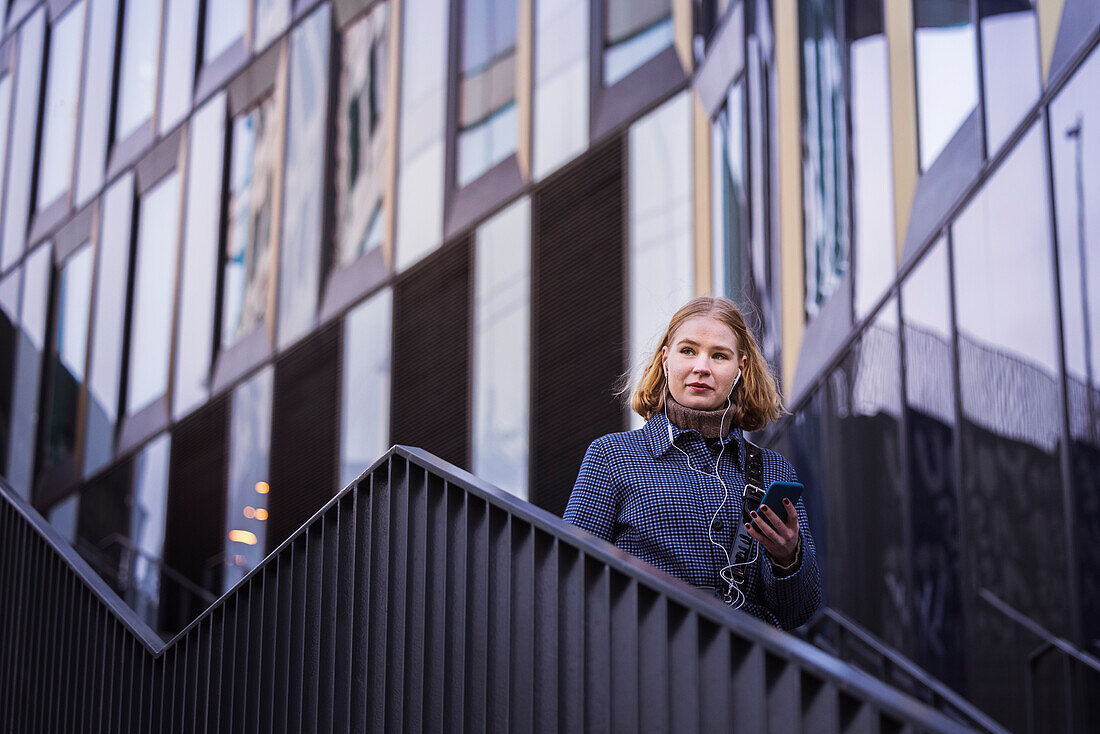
[745,498,800,569]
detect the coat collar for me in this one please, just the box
[642,410,746,467]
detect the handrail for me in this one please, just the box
[1,445,976,732]
[979,588,1100,734]
[802,606,1009,733]
[95,532,218,605]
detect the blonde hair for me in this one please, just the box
[629,297,783,431]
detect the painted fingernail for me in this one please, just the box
[783,498,792,506]
[745,523,752,530]
[750,511,758,518]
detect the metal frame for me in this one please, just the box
[1,445,974,732]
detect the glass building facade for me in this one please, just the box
[0,0,1096,727]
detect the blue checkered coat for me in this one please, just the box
[563,411,822,630]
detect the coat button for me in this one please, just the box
[711,518,723,531]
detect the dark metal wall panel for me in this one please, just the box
[531,135,627,516]
[163,397,229,632]
[0,447,981,734]
[391,241,471,469]
[269,323,341,553]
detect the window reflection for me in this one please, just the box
[116,0,162,141]
[277,5,330,349]
[914,0,978,170]
[205,0,247,63]
[340,289,392,489]
[711,83,747,301]
[127,434,171,628]
[37,1,86,210]
[47,492,80,543]
[800,0,848,317]
[0,269,20,473]
[253,0,291,53]
[74,0,120,207]
[0,75,12,265]
[979,0,1039,156]
[1049,43,1100,647]
[1,9,45,270]
[603,0,672,86]
[849,1,895,320]
[223,365,273,591]
[628,92,693,428]
[42,245,94,477]
[6,244,51,499]
[128,174,181,417]
[84,174,135,478]
[395,0,448,270]
[951,123,1070,713]
[533,0,588,179]
[900,239,965,689]
[335,3,389,268]
[158,0,199,135]
[175,94,226,420]
[472,198,529,498]
[458,0,518,186]
[223,96,281,348]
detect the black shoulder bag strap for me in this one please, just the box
[728,440,766,583]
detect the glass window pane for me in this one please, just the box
[1,9,46,270]
[128,173,181,416]
[800,0,848,317]
[84,173,134,477]
[0,268,21,472]
[850,8,895,320]
[253,0,291,53]
[914,0,978,170]
[222,95,281,348]
[458,0,517,186]
[42,245,93,475]
[47,492,80,543]
[472,197,529,498]
[74,0,120,207]
[334,3,389,268]
[603,0,672,85]
[116,0,162,141]
[900,238,965,689]
[223,365,273,592]
[1050,43,1100,647]
[128,433,170,627]
[174,93,226,420]
[628,91,693,428]
[340,288,392,489]
[395,0,448,271]
[711,83,747,300]
[204,0,246,63]
[979,0,1039,156]
[158,0,199,135]
[37,2,86,210]
[533,0,588,179]
[951,123,1070,707]
[6,243,51,499]
[277,4,330,349]
[747,37,779,365]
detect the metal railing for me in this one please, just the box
[800,607,1008,733]
[1,445,974,732]
[979,588,1100,734]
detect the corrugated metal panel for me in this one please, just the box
[531,135,627,516]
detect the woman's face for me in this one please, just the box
[661,315,747,411]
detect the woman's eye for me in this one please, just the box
[713,353,727,360]
[680,347,693,355]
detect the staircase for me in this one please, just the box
[1,446,977,732]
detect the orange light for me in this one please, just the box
[243,506,256,519]
[228,529,258,545]
[254,481,270,494]
[234,555,245,565]
[255,508,268,521]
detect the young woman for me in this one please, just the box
[563,297,821,630]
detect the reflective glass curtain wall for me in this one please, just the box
[334,3,390,268]
[37,2,87,213]
[340,288,392,489]
[533,0,588,179]
[604,0,673,85]
[457,0,518,186]
[913,0,977,170]
[799,0,848,317]
[711,83,748,303]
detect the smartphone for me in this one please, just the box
[750,481,803,530]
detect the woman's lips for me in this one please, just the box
[687,383,712,392]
